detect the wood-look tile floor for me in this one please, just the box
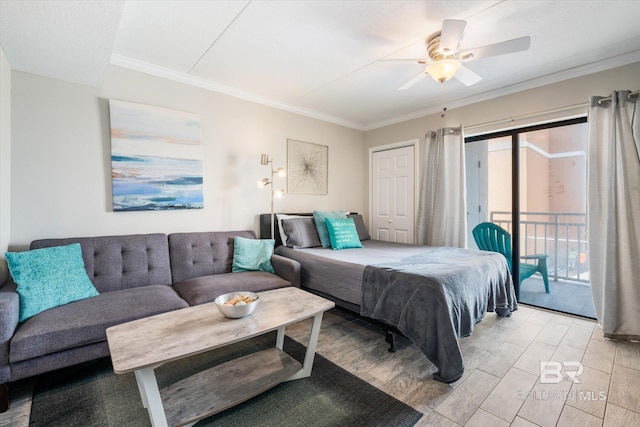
[2,304,639,426]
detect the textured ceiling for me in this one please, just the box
[2,1,640,130]
[0,0,124,86]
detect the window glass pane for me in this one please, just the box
[518,122,591,317]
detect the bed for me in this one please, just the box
[259,213,517,383]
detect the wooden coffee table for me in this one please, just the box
[106,287,334,427]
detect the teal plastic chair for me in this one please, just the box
[472,222,550,293]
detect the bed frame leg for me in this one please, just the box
[385,330,396,353]
[0,383,9,413]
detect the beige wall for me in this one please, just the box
[548,156,586,213]
[0,47,11,283]
[522,124,588,214]
[6,60,640,253]
[522,148,550,214]
[8,66,366,250]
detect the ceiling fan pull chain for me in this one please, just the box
[441,82,448,118]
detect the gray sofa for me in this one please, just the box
[0,230,300,411]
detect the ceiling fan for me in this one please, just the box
[396,19,531,90]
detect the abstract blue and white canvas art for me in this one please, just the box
[109,100,204,211]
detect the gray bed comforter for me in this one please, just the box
[360,246,516,383]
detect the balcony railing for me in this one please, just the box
[489,211,589,284]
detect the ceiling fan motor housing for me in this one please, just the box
[426,33,450,61]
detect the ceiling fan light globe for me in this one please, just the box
[426,59,461,83]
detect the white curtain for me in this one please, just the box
[416,126,467,248]
[587,90,640,340]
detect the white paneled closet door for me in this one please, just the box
[371,145,415,243]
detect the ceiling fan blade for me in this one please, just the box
[459,36,531,61]
[454,65,482,86]
[398,72,427,90]
[377,59,428,64]
[439,19,466,56]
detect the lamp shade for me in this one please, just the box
[426,59,461,83]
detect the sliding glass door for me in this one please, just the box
[466,118,593,318]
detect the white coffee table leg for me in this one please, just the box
[287,312,324,380]
[276,325,285,350]
[135,368,168,427]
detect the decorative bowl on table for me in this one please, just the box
[214,291,260,319]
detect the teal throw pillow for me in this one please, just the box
[313,210,348,248]
[232,236,275,273]
[325,217,364,250]
[5,243,99,322]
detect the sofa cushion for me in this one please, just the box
[9,285,188,363]
[174,271,291,306]
[30,234,172,293]
[6,243,100,322]
[168,230,256,284]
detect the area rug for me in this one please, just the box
[29,333,422,427]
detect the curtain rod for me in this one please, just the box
[466,89,639,131]
[464,102,587,131]
[596,89,640,104]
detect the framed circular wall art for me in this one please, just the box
[287,139,328,195]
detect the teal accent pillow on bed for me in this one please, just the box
[313,210,348,248]
[5,243,99,322]
[325,217,364,250]
[232,236,275,273]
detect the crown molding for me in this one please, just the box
[111,50,640,134]
[110,54,366,131]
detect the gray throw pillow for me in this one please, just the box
[348,214,371,241]
[282,218,322,249]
